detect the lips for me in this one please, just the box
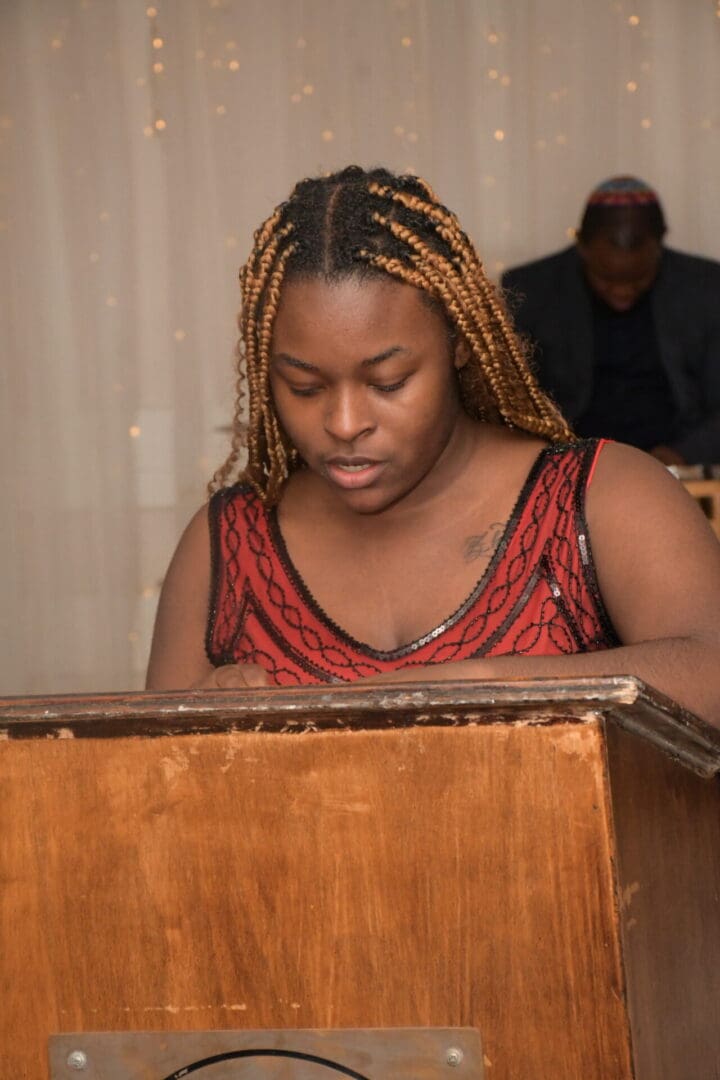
[325,457,385,490]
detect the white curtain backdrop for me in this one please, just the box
[1,0,719,694]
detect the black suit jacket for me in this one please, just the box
[502,245,720,463]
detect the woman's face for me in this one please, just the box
[269,275,468,514]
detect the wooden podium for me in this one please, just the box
[1,677,719,1079]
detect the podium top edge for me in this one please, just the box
[1,676,719,776]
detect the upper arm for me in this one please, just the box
[145,504,215,690]
[587,442,720,647]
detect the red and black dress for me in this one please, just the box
[206,439,619,685]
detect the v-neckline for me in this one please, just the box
[267,444,553,660]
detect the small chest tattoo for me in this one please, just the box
[463,522,505,563]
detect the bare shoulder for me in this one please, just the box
[145,503,214,690]
[587,440,714,531]
[585,441,720,645]
[164,503,212,588]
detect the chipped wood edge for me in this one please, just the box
[0,677,718,776]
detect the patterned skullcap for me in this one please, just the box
[586,175,661,208]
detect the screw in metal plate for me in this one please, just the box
[66,1050,88,1071]
[446,1046,464,1067]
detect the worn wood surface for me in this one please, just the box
[606,722,720,1080]
[2,717,629,1079]
[2,676,719,775]
[1,680,719,1080]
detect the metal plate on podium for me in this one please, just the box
[49,1027,484,1078]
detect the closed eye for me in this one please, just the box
[287,385,322,397]
[372,377,409,393]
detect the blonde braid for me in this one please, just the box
[211,166,574,505]
[253,242,297,502]
[360,248,560,437]
[209,336,247,492]
[364,217,565,436]
[367,182,573,440]
[369,213,509,418]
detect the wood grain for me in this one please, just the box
[606,722,720,1080]
[2,720,628,1079]
[1,681,718,1079]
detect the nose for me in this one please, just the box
[323,385,375,444]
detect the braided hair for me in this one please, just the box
[212,165,573,503]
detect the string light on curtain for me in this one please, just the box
[145,5,166,136]
[393,7,420,166]
[5,0,720,695]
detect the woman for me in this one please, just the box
[146,166,720,724]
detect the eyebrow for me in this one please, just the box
[273,345,407,372]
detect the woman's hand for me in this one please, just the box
[190,663,270,689]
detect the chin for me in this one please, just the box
[327,481,401,515]
[336,491,393,515]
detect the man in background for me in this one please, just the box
[502,176,720,465]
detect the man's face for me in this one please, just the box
[578,234,662,312]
